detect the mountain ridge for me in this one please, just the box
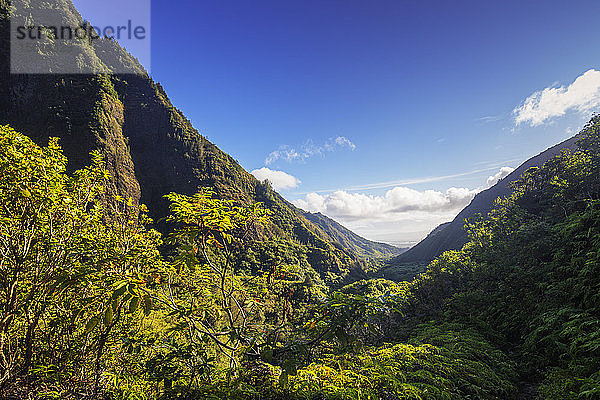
[0,0,395,281]
[301,211,405,259]
[392,134,582,264]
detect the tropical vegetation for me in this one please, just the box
[4,116,600,399]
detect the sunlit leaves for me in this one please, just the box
[0,126,162,391]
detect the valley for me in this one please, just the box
[1,1,600,399]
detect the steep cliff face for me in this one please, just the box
[110,75,259,218]
[0,0,142,203]
[392,135,581,264]
[1,73,142,204]
[0,0,369,278]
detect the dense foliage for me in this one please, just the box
[391,115,600,399]
[197,115,600,399]
[0,125,378,398]
[0,126,161,395]
[5,115,600,399]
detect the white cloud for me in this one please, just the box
[514,69,600,126]
[293,166,518,245]
[332,136,356,150]
[266,136,356,165]
[251,167,301,191]
[486,166,515,187]
[294,186,479,222]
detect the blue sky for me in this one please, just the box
[76,0,600,246]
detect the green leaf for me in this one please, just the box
[84,317,100,334]
[261,348,274,363]
[127,283,138,296]
[278,371,288,389]
[103,307,113,326]
[112,282,128,299]
[129,297,140,314]
[283,359,297,375]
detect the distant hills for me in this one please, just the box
[302,211,404,259]
[391,134,581,265]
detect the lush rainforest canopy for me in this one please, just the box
[3,116,600,399]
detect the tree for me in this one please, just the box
[0,125,161,395]
[142,190,272,387]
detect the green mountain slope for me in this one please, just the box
[0,0,370,282]
[387,117,600,398]
[4,1,600,397]
[301,211,404,258]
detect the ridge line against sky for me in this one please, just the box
[136,0,600,245]
[257,69,600,245]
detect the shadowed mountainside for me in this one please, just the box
[392,134,581,264]
[0,0,397,279]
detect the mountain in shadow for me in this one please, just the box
[391,134,581,264]
[0,0,397,281]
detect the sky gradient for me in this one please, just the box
[76,0,600,246]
